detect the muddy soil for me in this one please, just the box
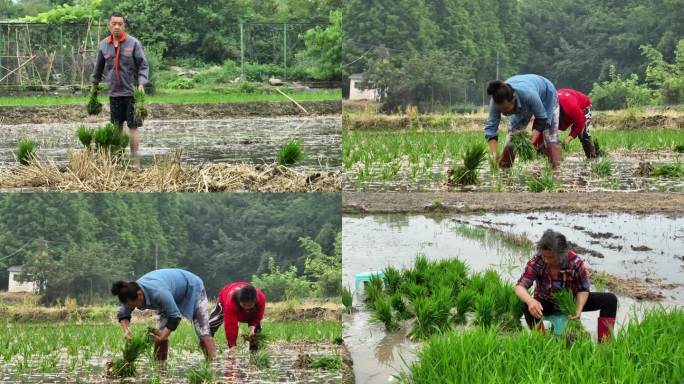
[343,192,684,214]
[0,100,341,125]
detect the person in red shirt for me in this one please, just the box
[208,282,266,353]
[557,89,596,158]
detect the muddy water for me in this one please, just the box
[342,213,684,384]
[0,116,341,171]
[344,152,684,192]
[0,342,340,383]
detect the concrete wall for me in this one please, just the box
[8,272,37,293]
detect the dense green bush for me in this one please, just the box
[590,66,653,110]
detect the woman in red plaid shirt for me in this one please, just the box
[515,229,618,343]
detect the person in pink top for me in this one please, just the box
[208,282,266,353]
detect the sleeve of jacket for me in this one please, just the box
[223,303,240,347]
[484,99,501,141]
[117,305,133,322]
[134,40,150,86]
[528,93,549,132]
[156,290,183,330]
[90,43,105,84]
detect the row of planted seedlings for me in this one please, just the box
[343,128,684,190]
[362,256,524,340]
[0,320,342,380]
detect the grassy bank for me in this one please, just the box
[400,307,684,383]
[0,88,341,107]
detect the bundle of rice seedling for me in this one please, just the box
[187,362,216,384]
[77,125,93,148]
[511,132,536,161]
[372,294,399,331]
[132,88,148,126]
[249,349,271,368]
[107,329,154,377]
[86,86,102,115]
[448,143,487,185]
[454,288,476,324]
[242,331,269,352]
[552,289,590,343]
[474,293,496,328]
[342,286,353,311]
[382,266,402,294]
[16,138,37,165]
[409,286,452,340]
[390,293,412,320]
[278,139,306,165]
[92,124,129,152]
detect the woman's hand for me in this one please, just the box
[568,312,581,320]
[527,299,544,319]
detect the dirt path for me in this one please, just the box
[0,100,341,125]
[343,192,684,214]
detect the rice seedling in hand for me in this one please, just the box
[107,329,154,377]
[592,157,613,177]
[249,349,271,369]
[373,294,399,331]
[278,139,306,165]
[77,125,94,148]
[448,143,487,185]
[382,266,402,294]
[86,86,103,115]
[243,331,269,352]
[132,88,148,126]
[511,132,536,162]
[16,138,37,165]
[552,289,577,316]
[187,362,216,384]
[342,286,353,311]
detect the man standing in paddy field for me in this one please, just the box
[484,74,561,169]
[91,12,149,165]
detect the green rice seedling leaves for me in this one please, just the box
[474,293,496,328]
[652,162,684,177]
[309,354,342,370]
[364,274,384,308]
[77,125,93,147]
[674,144,684,153]
[16,138,37,165]
[409,286,452,340]
[390,293,413,320]
[132,88,148,126]
[86,86,103,115]
[527,163,555,192]
[342,286,353,311]
[373,294,399,331]
[552,289,577,316]
[187,362,216,384]
[107,329,153,377]
[383,266,402,294]
[249,349,271,369]
[592,157,613,177]
[448,143,487,185]
[454,289,476,324]
[243,331,269,352]
[278,139,306,165]
[92,123,130,153]
[511,132,536,162]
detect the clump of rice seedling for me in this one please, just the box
[278,139,306,165]
[474,293,496,328]
[390,293,412,320]
[249,349,271,369]
[373,294,399,331]
[552,289,577,316]
[410,287,452,340]
[92,123,130,152]
[187,362,216,384]
[16,138,37,165]
[132,88,148,126]
[243,332,269,352]
[382,266,402,294]
[652,162,684,177]
[454,288,476,324]
[401,280,428,301]
[342,286,353,311]
[107,329,154,377]
[448,143,487,185]
[86,86,103,115]
[527,164,555,192]
[592,157,613,177]
[77,125,93,147]
[674,144,684,153]
[511,132,536,161]
[309,354,341,370]
[364,274,383,307]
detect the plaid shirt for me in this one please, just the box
[517,250,590,302]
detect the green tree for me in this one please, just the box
[297,9,342,80]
